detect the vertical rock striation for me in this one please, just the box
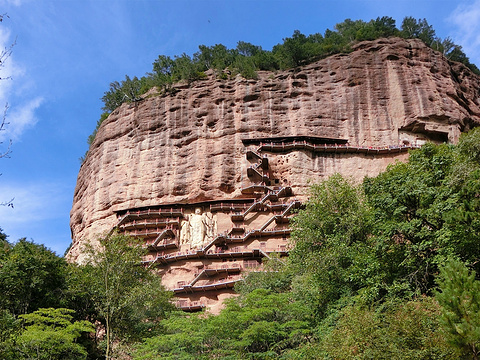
[69,37,480,309]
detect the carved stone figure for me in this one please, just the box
[189,208,207,249]
[179,218,190,244]
[205,212,213,238]
[205,213,217,239]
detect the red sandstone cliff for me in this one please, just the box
[69,37,480,262]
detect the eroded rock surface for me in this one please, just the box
[69,37,480,262]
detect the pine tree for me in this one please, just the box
[435,258,480,359]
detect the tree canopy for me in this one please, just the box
[0,233,174,359]
[5,130,480,358]
[80,233,174,359]
[128,128,480,359]
[0,238,68,316]
[99,16,477,115]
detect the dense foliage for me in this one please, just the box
[0,233,173,359]
[80,233,174,359]
[435,258,480,358]
[134,289,312,360]
[82,16,479,152]
[11,308,95,360]
[4,130,480,358]
[130,129,480,359]
[0,238,68,315]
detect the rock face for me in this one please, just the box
[69,37,480,311]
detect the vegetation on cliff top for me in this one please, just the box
[80,16,480,163]
[100,16,478,115]
[5,128,480,358]
[80,15,480,155]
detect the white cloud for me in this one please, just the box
[0,0,22,6]
[449,0,480,66]
[0,26,43,142]
[4,96,43,140]
[0,181,69,224]
[0,180,73,254]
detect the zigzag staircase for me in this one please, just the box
[136,142,303,308]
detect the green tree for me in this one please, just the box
[0,227,8,253]
[273,30,311,68]
[0,238,67,315]
[172,53,204,84]
[334,18,367,42]
[321,28,348,55]
[363,143,459,295]
[133,289,311,359]
[371,16,398,38]
[252,49,279,71]
[435,258,480,359]
[447,45,480,74]
[194,44,238,78]
[436,36,456,56]
[233,55,258,79]
[101,75,146,113]
[151,55,175,92]
[81,233,173,359]
[401,17,437,46]
[194,44,214,70]
[236,41,262,57]
[321,297,455,359]
[209,44,236,70]
[133,314,209,360]
[120,75,144,103]
[0,310,20,360]
[289,175,376,319]
[12,308,94,360]
[288,130,480,323]
[235,254,292,296]
[101,81,124,113]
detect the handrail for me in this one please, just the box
[240,183,275,194]
[232,186,292,221]
[258,141,419,154]
[174,279,241,294]
[246,149,263,161]
[125,225,177,239]
[202,233,226,252]
[175,301,206,311]
[119,217,180,231]
[189,266,242,286]
[118,207,184,222]
[247,163,269,182]
[152,228,176,246]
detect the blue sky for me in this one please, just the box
[0,0,479,256]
